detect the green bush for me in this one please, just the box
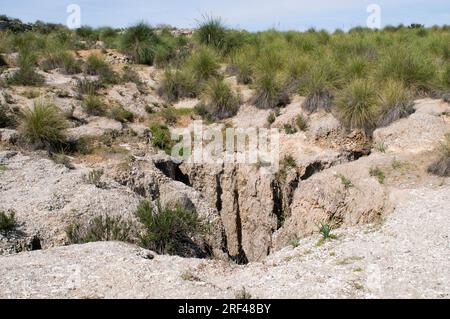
[377,79,414,127]
[85,54,118,84]
[82,95,105,116]
[8,49,45,86]
[66,215,135,244]
[201,79,240,119]
[0,210,16,235]
[109,106,134,123]
[157,68,197,102]
[186,46,220,82]
[377,47,436,90]
[149,123,173,154]
[336,79,377,131]
[120,22,160,65]
[252,71,290,109]
[195,15,227,50]
[42,49,81,74]
[136,200,206,256]
[76,78,102,96]
[19,100,67,147]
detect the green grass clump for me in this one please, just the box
[42,49,82,74]
[0,210,17,235]
[66,215,135,244]
[336,79,377,131]
[336,173,353,189]
[376,79,414,127]
[295,114,308,131]
[109,106,134,123]
[76,78,102,96]
[201,79,240,120]
[186,46,220,82]
[428,134,450,177]
[157,68,197,102]
[19,100,67,148]
[136,200,206,256]
[369,166,386,184]
[316,221,337,246]
[120,22,163,65]
[85,54,118,84]
[8,49,45,86]
[195,15,227,50]
[82,95,105,116]
[150,123,173,154]
[377,47,436,91]
[252,71,290,109]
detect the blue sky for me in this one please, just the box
[0,0,449,31]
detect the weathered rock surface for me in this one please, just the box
[1,184,448,298]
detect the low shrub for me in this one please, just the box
[85,54,118,84]
[336,79,377,131]
[8,49,45,86]
[376,79,414,127]
[186,46,220,82]
[135,200,207,257]
[19,100,67,148]
[42,50,82,74]
[66,215,135,244]
[157,68,197,102]
[149,123,173,154]
[76,78,102,96]
[82,95,105,116]
[295,114,308,131]
[201,79,240,120]
[252,72,290,109]
[109,105,134,123]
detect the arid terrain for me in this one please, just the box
[0,16,449,299]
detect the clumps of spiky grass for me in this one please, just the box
[82,95,105,116]
[252,72,290,109]
[199,79,240,120]
[301,63,335,113]
[85,54,118,84]
[8,49,45,86]
[76,78,102,96]
[295,114,308,131]
[336,79,377,131]
[136,200,208,257]
[66,215,136,244]
[186,46,220,82]
[195,15,227,50]
[377,46,436,91]
[120,22,160,65]
[427,134,450,177]
[376,79,415,127]
[149,123,174,154]
[229,47,255,84]
[19,100,67,148]
[157,68,197,102]
[109,105,134,123]
[42,50,82,74]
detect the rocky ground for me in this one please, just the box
[1,50,449,298]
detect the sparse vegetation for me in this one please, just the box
[76,78,102,96]
[19,100,67,148]
[370,166,386,184]
[316,221,337,246]
[0,104,15,128]
[377,79,414,127]
[200,79,240,120]
[66,215,135,244]
[149,123,173,154]
[428,134,450,177]
[82,169,105,188]
[8,49,45,86]
[135,200,206,256]
[295,114,308,131]
[0,210,17,235]
[336,173,353,189]
[82,95,105,116]
[109,105,134,123]
[235,287,252,299]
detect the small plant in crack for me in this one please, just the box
[180,270,201,282]
[374,141,387,153]
[82,169,106,188]
[369,166,385,184]
[290,238,300,248]
[316,221,337,246]
[336,173,353,189]
[235,286,252,299]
